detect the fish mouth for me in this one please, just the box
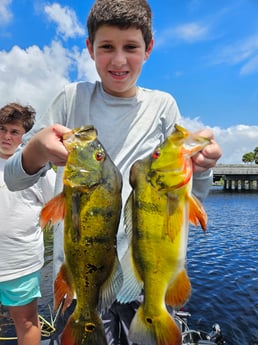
[184,136,210,155]
[62,126,97,142]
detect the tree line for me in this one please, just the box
[242,147,258,164]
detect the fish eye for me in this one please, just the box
[152,150,160,159]
[95,151,105,161]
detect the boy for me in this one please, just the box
[4,0,222,344]
[0,103,55,345]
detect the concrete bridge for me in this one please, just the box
[213,164,258,191]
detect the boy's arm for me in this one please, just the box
[4,146,51,191]
[192,169,213,201]
[4,124,70,191]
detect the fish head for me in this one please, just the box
[62,126,108,190]
[148,124,210,190]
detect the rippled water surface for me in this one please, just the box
[1,188,257,344]
[186,188,258,345]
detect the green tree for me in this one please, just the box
[254,147,258,164]
[242,152,254,164]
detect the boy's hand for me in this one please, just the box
[22,124,71,175]
[192,128,222,173]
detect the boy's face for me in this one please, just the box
[87,25,153,98]
[0,122,25,159]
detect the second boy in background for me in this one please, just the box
[0,102,56,345]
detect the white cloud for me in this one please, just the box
[74,48,99,82]
[0,0,12,26]
[213,125,258,164]
[240,54,258,75]
[44,3,85,40]
[0,41,97,117]
[155,21,210,47]
[0,2,98,116]
[211,34,258,75]
[175,22,209,42]
[181,117,258,164]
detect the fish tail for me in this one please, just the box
[40,192,66,229]
[129,305,182,345]
[61,314,108,345]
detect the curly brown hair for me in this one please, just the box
[87,0,153,49]
[0,103,35,133]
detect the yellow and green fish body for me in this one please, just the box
[40,126,123,345]
[117,124,209,345]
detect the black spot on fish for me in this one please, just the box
[84,236,109,245]
[86,263,97,273]
[85,322,95,333]
[135,200,160,214]
[86,263,104,274]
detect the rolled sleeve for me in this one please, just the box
[192,168,213,202]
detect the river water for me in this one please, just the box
[1,187,257,344]
[185,188,258,345]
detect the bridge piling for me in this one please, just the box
[213,164,258,192]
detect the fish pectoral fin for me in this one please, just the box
[54,263,74,313]
[40,192,66,229]
[166,197,183,242]
[165,269,192,308]
[188,194,207,231]
[98,256,124,312]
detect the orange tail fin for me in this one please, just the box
[40,192,66,229]
[129,305,182,345]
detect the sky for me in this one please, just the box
[0,0,258,164]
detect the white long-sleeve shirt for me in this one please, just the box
[0,157,56,282]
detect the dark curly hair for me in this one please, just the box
[87,0,153,49]
[0,102,35,133]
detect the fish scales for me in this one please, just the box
[40,125,123,345]
[117,124,209,345]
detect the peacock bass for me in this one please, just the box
[40,125,123,345]
[117,124,209,345]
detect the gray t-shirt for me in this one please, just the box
[4,81,212,278]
